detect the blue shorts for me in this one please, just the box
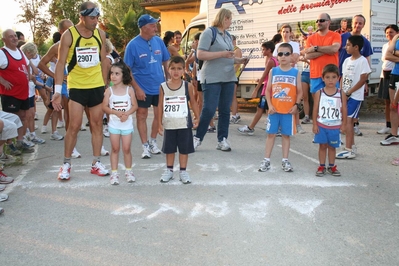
[347,98,362,118]
[310,77,339,94]
[108,126,134,136]
[29,96,35,108]
[46,77,69,97]
[314,126,341,148]
[35,76,44,90]
[301,71,310,84]
[266,113,295,136]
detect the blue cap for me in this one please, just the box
[138,14,159,28]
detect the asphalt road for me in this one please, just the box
[1,104,398,266]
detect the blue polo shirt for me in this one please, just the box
[124,35,170,95]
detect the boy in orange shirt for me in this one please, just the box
[259,43,302,172]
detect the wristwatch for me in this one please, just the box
[314,46,318,52]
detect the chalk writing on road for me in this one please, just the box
[111,198,324,224]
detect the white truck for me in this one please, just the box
[181,0,399,98]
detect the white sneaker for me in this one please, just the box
[238,125,254,135]
[160,170,174,183]
[57,121,64,128]
[297,125,306,134]
[110,172,119,185]
[125,169,135,183]
[149,139,161,154]
[30,135,46,144]
[90,161,109,176]
[103,125,110,138]
[179,171,191,184]
[193,136,201,150]
[41,125,47,134]
[50,131,64,141]
[377,127,391,134]
[34,113,39,121]
[141,144,151,159]
[101,146,109,156]
[71,148,81,159]
[34,124,38,130]
[216,137,231,151]
[80,124,86,131]
[57,163,71,180]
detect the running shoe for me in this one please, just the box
[0,171,14,184]
[316,166,326,177]
[377,127,391,134]
[16,141,35,153]
[103,125,110,138]
[258,159,271,172]
[301,116,311,124]
[58,163,71,180]
[380,134,399,146]
[238,125,254,135]
[216,137,231,151]
[336,149,356,159]
[51,131,64,141]
[297,125,306,134]
[230,115,241,124]
[34,112,39,121]
[160,170,174,183]
[149,139,161,154]
[0,184,5,191]
[327,165,341,176]
[57,121,64,128]
[207,126,216,133]
[193,136,201,150]
[282,160,293,172]
[91,161,109,176]
[110,172,119,185]
[31,135,46,144]
[179,171,191,184]
[125,169,135,183]
[41,125,47,134]
[71,148,81,159]
[354,124,363,136]
[7,143,21,156]
[0,193,9,202]
[101,146,109,156]
[141,144,151,159]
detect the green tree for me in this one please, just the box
[48,0,84,25]
[15,0,52,47]
[98,0,159,53]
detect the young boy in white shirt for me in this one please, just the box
[336,35,371,159]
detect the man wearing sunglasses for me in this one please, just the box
[53,1,109,181]
[304,13,341,94]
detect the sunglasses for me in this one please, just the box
[277,52,291,57]
[316,19,328,23]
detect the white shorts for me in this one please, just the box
[0,111,22,141]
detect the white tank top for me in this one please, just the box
[108,86,133,131]
[161,81,191,129]
[317,88,342,129]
